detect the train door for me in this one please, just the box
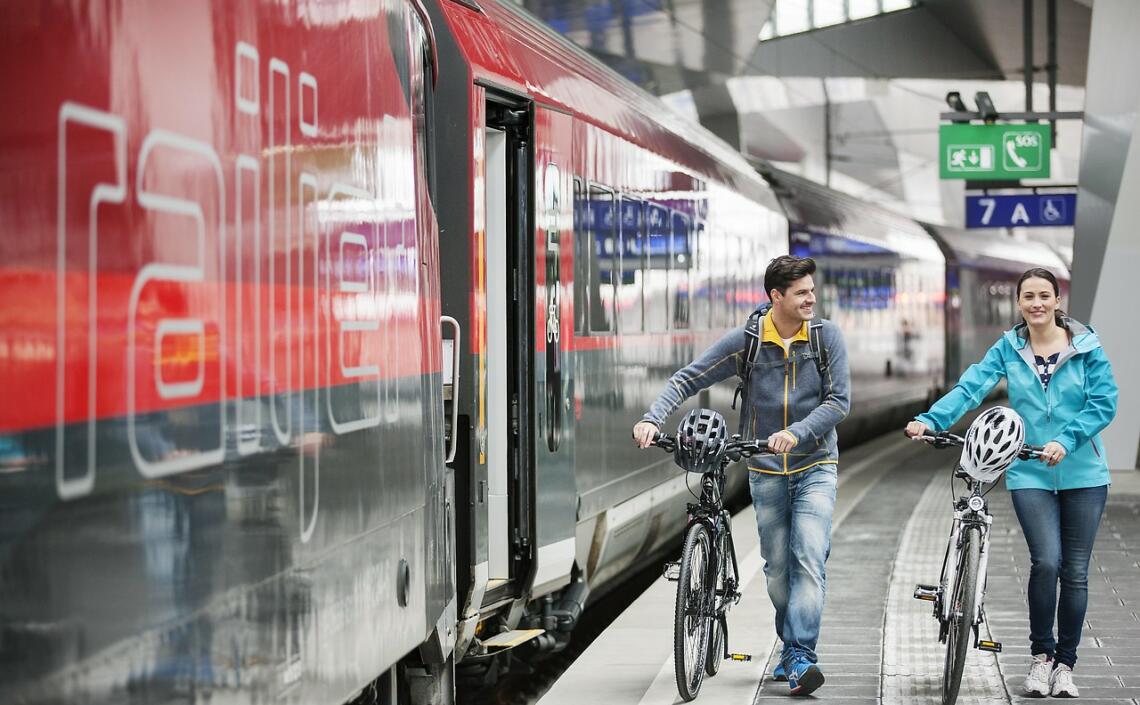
[483,92,535,599]
[530,106,577,595]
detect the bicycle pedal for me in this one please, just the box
[976,639,1002,653]
[663,562,680,582]
[726,653,752,662]
[913,584,940,602]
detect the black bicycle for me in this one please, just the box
[650,426,771,702]
[910,430,1043,705]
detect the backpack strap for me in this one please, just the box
[732,304,768,410]
[809,316,828,378]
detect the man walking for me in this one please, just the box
[633,255,849,696]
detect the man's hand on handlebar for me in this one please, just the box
[905,420,930,438]
[767,430,796,454]
[632,421,659,449]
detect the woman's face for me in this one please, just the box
[1018,276,1060,326]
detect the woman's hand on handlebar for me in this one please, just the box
[1040,441,1067,467]
[905,420,930,438]
[632,421,659,449]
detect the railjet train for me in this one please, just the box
[0,0,1067,703]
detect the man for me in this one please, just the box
[633,255,849,696]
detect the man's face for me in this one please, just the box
[772,274,816,322]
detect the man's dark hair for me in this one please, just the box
[763,255,817,298]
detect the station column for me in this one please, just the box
[1071,0,1140,471]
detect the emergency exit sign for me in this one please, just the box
[939,124,1051,180]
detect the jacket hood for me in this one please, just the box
[1005,317,1101,354]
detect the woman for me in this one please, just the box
[906,268,1118,698]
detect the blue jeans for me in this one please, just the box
[1010,485,1107,669]
[749,465,838,666]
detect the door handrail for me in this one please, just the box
[441,315,461,464]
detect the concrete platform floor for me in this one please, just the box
[538,430,1140,705]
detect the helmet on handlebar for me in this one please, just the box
[960,406,1025,482]
[675,408,728,474]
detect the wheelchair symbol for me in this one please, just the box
[1040,198,1065,223]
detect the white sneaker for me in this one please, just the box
[1023,653,1052,697]
[1050,663,1079,698]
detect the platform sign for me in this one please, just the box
[940,124,1051,179]
[965,192,1076,228]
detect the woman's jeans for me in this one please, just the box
[1010,485,1108,669]
[749,465,837,666]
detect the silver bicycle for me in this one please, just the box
[911,430,1043,705]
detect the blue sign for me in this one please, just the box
[965,193,1076,228]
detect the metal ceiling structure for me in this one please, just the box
[521,0,1093,95]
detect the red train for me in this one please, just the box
[0,2,1067,704]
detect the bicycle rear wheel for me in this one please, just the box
[942,526,980,705]
[675,522,712,701]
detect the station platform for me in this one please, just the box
[538,431,1140,705]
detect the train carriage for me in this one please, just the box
[0,2,451,703]
[425,0,787,669]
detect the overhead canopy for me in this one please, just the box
[521,0,1092,94]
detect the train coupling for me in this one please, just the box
[663,562,680,582]
[913,584,940,602]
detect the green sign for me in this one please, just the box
[939,123,1051,180]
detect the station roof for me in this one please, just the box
[520,0,1093,95]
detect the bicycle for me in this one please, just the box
[909,426,1043,705]
[649,417,772,702]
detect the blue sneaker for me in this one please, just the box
[772,662,787,681]
[785,656,824,696]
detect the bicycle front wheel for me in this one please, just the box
[675,522,712,701]
[942,526,980,705]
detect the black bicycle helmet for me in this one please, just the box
[675,408,728,474]
[961,406,1025,482]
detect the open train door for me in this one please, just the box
[440,82,538,620]
[476,87,537,607]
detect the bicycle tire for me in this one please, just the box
[675,522,712,701]
[942,526,980,705]
[705,526,734,677]
[705,615,725,677]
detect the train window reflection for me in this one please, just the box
[579,183,615,334]
[617,197,644,334]
[645,203,669,332]
[691,222,709,330]
[671,211,691,330]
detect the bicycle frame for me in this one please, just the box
[937,478,992,633]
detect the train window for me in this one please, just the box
[671,211,691,330]
[617,197,645,334]
[645,203,669,333]
[572,178,587,334]
[691,222,709,330]
[585,184,616,334]
[713,228,732,329]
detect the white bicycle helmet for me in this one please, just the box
[960,406,1025,482]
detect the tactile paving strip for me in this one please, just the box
[882,472,1011,705]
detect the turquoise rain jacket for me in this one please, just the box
[915,319,1118,491]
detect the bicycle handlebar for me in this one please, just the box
[650,433,773,460]
[651,432,676,453]
[906,430,1046,461]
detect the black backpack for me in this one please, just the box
[732,303,829,410]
